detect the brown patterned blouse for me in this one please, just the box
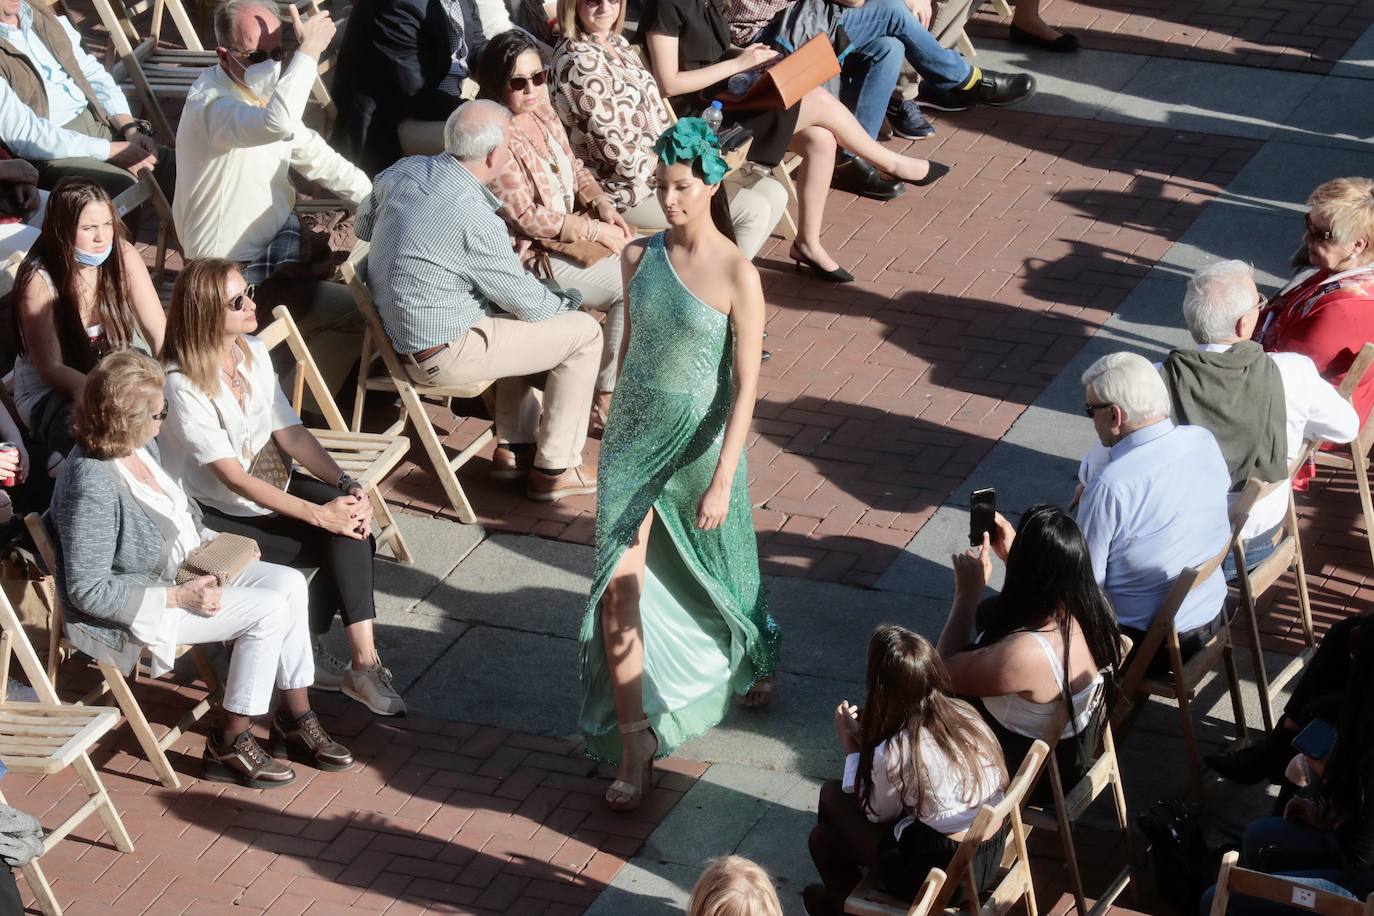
[550,34,673,211]
[487,104,606,247]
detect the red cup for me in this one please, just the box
[0,442,18,487]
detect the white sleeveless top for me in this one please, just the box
[982,630,1103,740]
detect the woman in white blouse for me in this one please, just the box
[805,626,1007,916]
[157,258,404,718]
[51,351,352,789]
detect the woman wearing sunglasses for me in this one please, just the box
[157,258,406,719]
[12,177,166,469]
[1258,177,1374,426]
[476,30,632,432]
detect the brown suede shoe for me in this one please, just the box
[526,464,598,502]
[269,710,355,772]
[204,729,296,788]
[491,445,533,480]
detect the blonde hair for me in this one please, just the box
[166,257,253,397]
[557,0,626,42]
[686,857,783,916]
[1308,177,1374,252]
[69,350,166,459]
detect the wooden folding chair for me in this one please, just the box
[1022,675,1132,916]
[110,169,177,285]
[1311,342,1374,569]
[341,250,496,524]
[844,740,1049,915]
[0,584,133,916]
[251,304,414,562]
[1208,850,1374,916]
[1112,481,1262,801]
[25,513,222,790]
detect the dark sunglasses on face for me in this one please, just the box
[1085,402,1112,418]
[234,46,287,64]
[508,69,548,91]
[1305,215,1335,243]
[227,285,255,311]
[150,404,169,421]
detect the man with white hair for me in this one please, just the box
[174,0,368,397]
[1170,259,1357,577]
[1077,351,1232,671]
[356,100,601,503]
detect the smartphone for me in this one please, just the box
[1292,718,1338,760]
[969,488,996,547]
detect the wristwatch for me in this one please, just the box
[120,118,153,138]
[337,472,361,494]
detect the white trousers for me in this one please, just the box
[549,252,625,392]
[173,560,314,717]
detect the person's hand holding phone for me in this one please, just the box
[952,533,991,597]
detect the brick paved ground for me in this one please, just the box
[966,0,1374,72]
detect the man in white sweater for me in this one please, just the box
[174,0,370,397]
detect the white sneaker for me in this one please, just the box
[341,660,407,717]
[311,639,347,692]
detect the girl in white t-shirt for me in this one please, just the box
[804,626,1008,916]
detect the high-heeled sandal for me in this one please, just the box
[790,246,854,284]
[604,718,659,812]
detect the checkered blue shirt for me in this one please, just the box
[355,153,581,355]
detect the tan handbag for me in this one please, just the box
[541,236,617,267]
[175,533,257,587]
[247,437,292,490]
[716,34,842,112]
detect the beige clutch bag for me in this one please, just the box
[175,533,257,587]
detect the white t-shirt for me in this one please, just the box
[157,335,301,517]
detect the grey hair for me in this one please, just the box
[444,100,511,161]
[1182,259,1256,344]
[1081,352,1172,423]
[214,0,278,48]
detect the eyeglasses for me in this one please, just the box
[1085,402,1113,418]
[1305,215,1335,243]
[226,285,255,311]
[232,46,286,64]
[580,0,620,7]
[150,404,169,422]
[508,69,548,91]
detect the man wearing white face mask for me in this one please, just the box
[173,0,370,400]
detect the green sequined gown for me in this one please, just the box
[578,232,780,764]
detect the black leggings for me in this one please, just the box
[201,476,376,636]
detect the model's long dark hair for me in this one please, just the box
[475,29,547,102]
[856,625,1006,818]
[980,505,1122,711]
[15,178,135,372]
[1317,626,1374,827]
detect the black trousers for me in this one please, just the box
[200,476,376,636]
[1120,611,1224,678]
[0,867,21,916]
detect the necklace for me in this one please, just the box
[510,116,576,212]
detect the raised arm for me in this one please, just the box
[642,30,776,100]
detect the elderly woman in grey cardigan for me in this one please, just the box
[50,351,353,789]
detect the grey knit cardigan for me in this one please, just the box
[49,441,186,663]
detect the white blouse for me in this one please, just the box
[843,719,1005,841]
[157,335,301,517]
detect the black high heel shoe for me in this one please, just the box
[908,161,950,187]
[790,247,854,284]
[1009,22,1080,52]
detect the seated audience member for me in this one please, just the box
[330,0,523,175]
[477,31,630,430]
[723,0,1034,167]
[52,350,353,788]
[1076,352,1231,673]
[1169,260,1357,578]
[175,0,367,399]
[1200,633,1374,914]
[549,0,787,261]
[157,259,404,717]
[0,0,164,198]
[937,505,1120,803]
[12,178,165,463]
[806,625,1007,916]
[0,151,42,264]
[642,0,948,283]
[356,101,602,502]
[688,856,783,916]
[1259,177,1374,426]
[1209,614,1370,785]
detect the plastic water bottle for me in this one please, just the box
[726,70,760,96]
[701,100,723,132]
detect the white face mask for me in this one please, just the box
[240,58,281,99]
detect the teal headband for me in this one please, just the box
[653,117,729,186]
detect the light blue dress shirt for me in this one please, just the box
[1076,420,1232,634]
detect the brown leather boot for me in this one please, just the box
[203,729,296,788]
[526,463,598,502]
[269,710,355,772]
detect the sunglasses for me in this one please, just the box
[150,404,169,422]
[1305,215,1335,243]
[226,285,255,311]
[1085,402,1112,418]
[233,46,287,64]
[580,0,620,7]
[508,69,548,91]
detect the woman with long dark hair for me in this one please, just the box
[12,177,165,463]
[936,505,1121,798]
[804,625,1007,916]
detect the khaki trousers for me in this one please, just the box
[621,171,788,261]
[405,311,602,470]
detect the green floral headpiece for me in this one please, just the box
[654,117,729,186]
